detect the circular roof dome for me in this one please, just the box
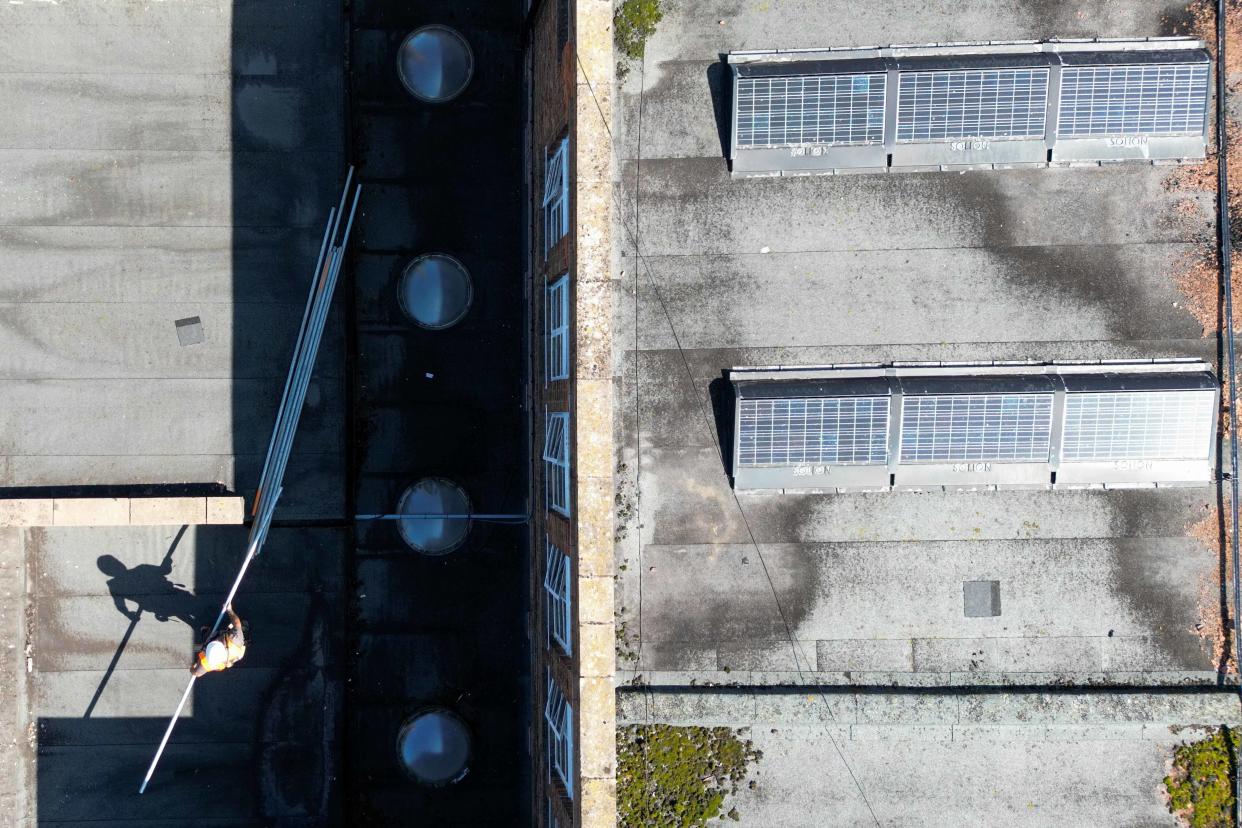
[398,254,473,330]
[397,25,474,103]
[397,708,472,786]
[396,477,471,555]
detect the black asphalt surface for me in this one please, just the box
[345,1,531,825]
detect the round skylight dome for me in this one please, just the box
[396,477,471,555]
[397,25,474,103]
[398,254,473,330]
[396,707,472,786]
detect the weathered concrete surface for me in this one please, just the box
[613,0,1227,692]
[620,688,1242,827]
[0,0,345,520]
[28,524,343,825]
[0,0,349,824]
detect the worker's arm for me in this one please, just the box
[114,594,139,622]
[225,607,244,648]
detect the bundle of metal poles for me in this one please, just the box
[139,168,361,794]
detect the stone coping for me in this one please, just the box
[0,496,245,527]
[573,0,616,824]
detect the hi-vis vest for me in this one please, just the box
[198,632,246,672]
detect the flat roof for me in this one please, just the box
[612,0,1224,820]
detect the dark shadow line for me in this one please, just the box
[0,483,232,499]
[1217,213,1232,685]
[84,525,189,719]
[618,682,1242,697]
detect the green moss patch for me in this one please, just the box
[1165,727,1239,828]
[618,724,761,827]
[614,0,662,63]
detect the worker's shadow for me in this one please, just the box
[85,526,200,718]
[97,552,198,628]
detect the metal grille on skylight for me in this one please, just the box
[896,68,1049,142]
[1061,390,1215,461]
[1057,63,1210,137]
[735,73,886,148]
[737,397,890,467]
[899,393,1053,462]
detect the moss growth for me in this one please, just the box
[614,0,662,62]
[1165,727,1240,828]
[618,724,761,827]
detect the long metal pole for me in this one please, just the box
[138,677,196,794]
[138,169,359,794]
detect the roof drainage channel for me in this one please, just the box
[727,38,1210,176]
[729,360,1219,492]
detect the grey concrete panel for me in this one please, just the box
[637,640,719,671]
[31,525,346,597]
[625,160,1207,258]
[639,537,1214,674]
[992,636,1105,673]
[717,639,812,672]
[959,692,1242,725]
[0,74,340,154]
[1,453,235,491]
[751,692,855,726]
[34,592,335,671]
[636,0,1169,67]
[0,25,231,77]
[640,447,1211,544]
[0,377,341,457]
[725,725,1190,826]
[0,302,343,381]
[0,226,336,305]
[854,693,959,725]
[0,4,337,76]
[815,638,914,673]
[619,60,723,161]
[0,73,232,152]
[35,667,280,742]
[0,529,29,820]
[911,637,1000,673]
[631,245,1203,352]
[0,150,338,228]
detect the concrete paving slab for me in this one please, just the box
[35,592,330,672]
[0,302,345,381]
[631,245,1203,352]
[0,226,333,305]
[0,500,52,527]
[626,162,1207,257]
[636,0,1173,68]
[51,499,128,527]
[641,467,1211,545]
[128,498,207,526]
[35,667,281,743]
[638,537,1214,676]
[0,150,336,229]
[31,525,345,597]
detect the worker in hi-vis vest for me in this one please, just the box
[191,605,247,677]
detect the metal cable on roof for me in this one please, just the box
[1215,0,1242,814]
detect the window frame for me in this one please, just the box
[543,138,570,256]
[544,538,572,655]
[543,410,571,516]
[544,670,574,798]
[545,273,570,383]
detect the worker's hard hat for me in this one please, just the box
[203,640,228,669]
